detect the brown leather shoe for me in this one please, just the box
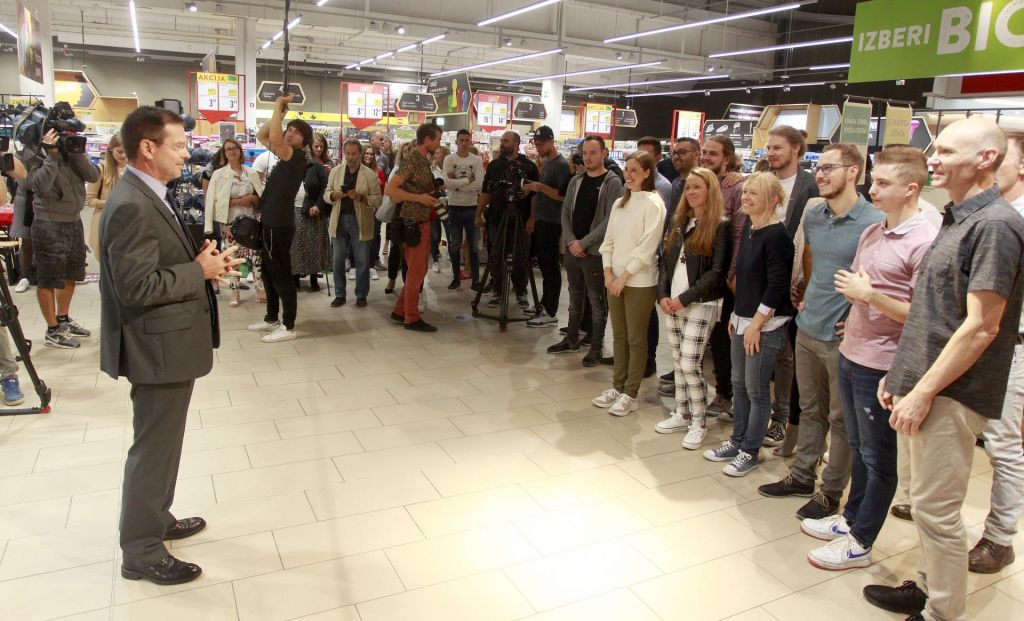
[969,538,1015,574]
[890,504,913,521]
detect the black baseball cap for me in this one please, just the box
[531,125,555,141]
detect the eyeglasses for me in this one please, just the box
[671,149,695,157]
[813,163,854,175]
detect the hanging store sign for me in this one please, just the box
[614,108,638,128]
[725,103,764,121]
[397,92,438,114]
[16,2,43,84]
[703,119,756,150]
[512,97,547,121]
[474,93,511,132]
[427,73,472,115]
[54,70,98,109]
[583,103,614,137]
[882,104,913,145]
[850,0,1024,83]
[673,109,705,141]
[197,72,241,123]
[342,82,387,129]
[257,81,305,105]
[840,101,872,183]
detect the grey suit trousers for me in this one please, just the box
[120,380,195,566]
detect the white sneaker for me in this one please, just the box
[681,425,707,450]
[592,388,622,408]
[247,320,279,332]
[432,261,441,273]
[262,325,297,343]
[655,411,690,434]
[370,269,379,281]
[13,278,29,293]
[246,273,255,283]
[807,534,872,570]
[801,514,851,541]
[348,268,355,278]
[526,311,558,327]
[608,393,638,417]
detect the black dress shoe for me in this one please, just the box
[165,516,206,540]
[863,580,928,615]
[890,503,913,521]
[405,319,438,332]
[331,297,346,308]
[121,555,202,585]
[390,312,405,323]
[356,298,368,307]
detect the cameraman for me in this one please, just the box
[476,131,539,308]
[25,128,98,349]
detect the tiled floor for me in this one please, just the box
[0,256,1021,620]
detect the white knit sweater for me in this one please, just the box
[599,190,666,288]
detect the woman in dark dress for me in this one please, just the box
[291,133,332,290]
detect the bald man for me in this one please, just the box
[864,118,1024,621]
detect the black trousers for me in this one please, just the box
[120,380,194,566]
[533,221,562,316]
[261,226,297,329]
[705,288,734,399]
[487,216,528,296]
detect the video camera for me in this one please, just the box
[491,157,528,205]
[13,101,88,155]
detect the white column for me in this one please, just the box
[540,53,563,130]
[17,0,55,104]
[235,17,259,131]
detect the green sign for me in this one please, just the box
[849,0,1024,83]
[840,101,872,184]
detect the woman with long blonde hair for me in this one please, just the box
[654,168,732,449]
[85,134,127,265]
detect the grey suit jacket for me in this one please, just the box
[784,168,820,239]
[99,170,216,384]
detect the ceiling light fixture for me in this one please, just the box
[625,80,826,98]
[509,60,664,84]
[809,63,850,71]
[261,40,272,49]
[937,68,1024,78]
[604,1,813,44]
[478,0,562,28]
[431,47,561,77]
[186,2,197,12]
[129,1,141,53]
[287,17,301,29]
[0,21,18,40]
[568,72,729,92]
[396,25,406,34]
[615,52,623,60]
[344,32,446,69]
[710,36,853,58]
[396,43,418,53]
[272,30,284,41]
[504,38,512,47]
[376,51,394,60]
[421,33,447,45]
[316,0,329,6]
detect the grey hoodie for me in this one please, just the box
[25,148,99,222]
[560,170,624,256]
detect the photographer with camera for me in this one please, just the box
[25,117,99,349]
[476,131,539,309]
[385,123,444,332]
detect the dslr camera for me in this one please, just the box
[491,157,528,208]
[432,177,450,222]
[14,101,88,155]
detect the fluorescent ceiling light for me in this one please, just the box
[272,30,283,40]
[376,51,394,60]
[345,32,446,70]
[809,63,850,71]
[129,1,141,53]
[431,48,562,77]
[421,33,447,45]
[361,57,375,65]
[0,21,18,40]
[569,72,730,92]
[261,40,272,50]
[287,17,301,29]
[710,36,852,58]
[479,0,562,28]
[938,69,1024,78]
[345,62,359,69]
[509,60,664,84]
[626,80,825,98]
[396,43,418,53]
[604,1,812,44]
[316,0,329,6]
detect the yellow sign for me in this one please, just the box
[197,72,238,84]
[882,104,913,145]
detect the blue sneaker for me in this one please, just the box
[723,450,759,477]
[2,377,25,406]
[703,440,740,462]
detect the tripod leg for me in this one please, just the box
[0,268,51,415]
[499,213,514,332]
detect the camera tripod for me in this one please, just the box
[0,240,51,416]
[471,206,542,332]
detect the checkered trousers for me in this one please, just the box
[664,301,723,423]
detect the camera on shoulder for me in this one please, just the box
[13,101,88,156]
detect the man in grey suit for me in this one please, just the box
[100,106,242,586]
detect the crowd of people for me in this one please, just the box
[2,100,1023,621]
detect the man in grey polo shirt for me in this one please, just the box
[864,118,1024,621]
[758,143,882,520]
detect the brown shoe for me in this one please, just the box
[969,538,1015,574]
[890,504,913,521]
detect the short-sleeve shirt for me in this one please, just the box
[839,213,938,371]
[258,149,306,228]
[482,154,540,219]
[396,149,436,223]
[534,154,572,223]
[796,196,883,341]
[887,186,1024,417]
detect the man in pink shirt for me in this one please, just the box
[799,145,938,571]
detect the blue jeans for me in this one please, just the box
[430,217,451,262]
[332,212,369,300]
[447,207,480,285]
[839,354,896,547]
[730,325,786,454]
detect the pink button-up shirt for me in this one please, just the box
[840,212,939,371]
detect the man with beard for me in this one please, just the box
[758,143,882,521]
[524,126,572,327]
[477,131,539,309]
[666,138,700,226]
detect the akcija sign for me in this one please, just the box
[849,0,1024,82]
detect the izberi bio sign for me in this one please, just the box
[849,0,1024,83]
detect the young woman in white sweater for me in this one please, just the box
[594,151,666,416]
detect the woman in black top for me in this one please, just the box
[703,172,795,477]
[291,134,331,290]
[654,168,732,450]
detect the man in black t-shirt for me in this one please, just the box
[477,131,539,306]
[247,93,312,343]
[525,125,572,327]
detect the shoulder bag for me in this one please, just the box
[230,214,262,250]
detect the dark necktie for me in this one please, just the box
[166,189,220,347]
[165,189,198,254]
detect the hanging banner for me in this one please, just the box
[882,104,913,145]
[397,92,438,114]
[474,93,511,132]
[196,73,241,123]
[703,119,756,150]
[840,101,872,183]
[614,108,639,128]
[512,96,547,121]
[427,73,472,115]
[850,0,1024,83]
[16,2,44,84]
[342,82,387,130]
[583,103,614,137]
[673,109,705,141]
[257,81,305,105]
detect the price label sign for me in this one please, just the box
[196,72,240,123]
[584,103,614,137]
[344,82,389,129]
[474,93,511,132]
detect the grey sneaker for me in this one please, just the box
[703,440,740,462]
[45,327,80,349]
[723,450,759,477]
[763,421,786,447]
[58,318,91,338]
[707,394,733,419]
